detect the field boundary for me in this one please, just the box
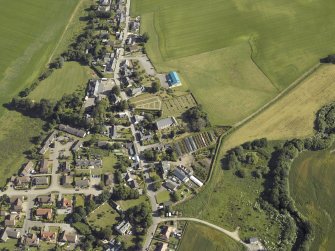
[47,0,84,64]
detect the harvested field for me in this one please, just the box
[221,65,335,153]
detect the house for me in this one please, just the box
[130,86,144,97]
[71,140,83,152]
[20,161,34,176]
[59,231,78,243]
[14,176,30,188]
[166,71,182,87]
[59,161,71,173]
[61,197,72,208]
[104,173,113,186]
[160,161,170,179]
[156,117,177,130]
[4,218,16,227]
[10,196,23,212]
[128,44,139,53]
[36,208,53,220]
[115,221,131,235]
[1,228,21,242]
[40,231,57,242]
[164,181,177,191]
[117,112,127,118]
[75,179,90,188]
[109,125,117,139]
[39,159,49,174]
[36,195,54,205]
[39,131,57,154]
[249,237,259,244]
[160,226,171,240]
[155,242,168,251]
[58,124,86,138]
[0,210,8,217]
[173,168,189,183]
[33,176,49,186]
[61,175,73,186]
[35,208,52,219]
[24,233,40,247]
[76,159,102,168]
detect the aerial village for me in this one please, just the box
[0,0,223,250]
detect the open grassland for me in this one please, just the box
[132,0,335,125]
[29,62,95,101]
[178,223,246,251]
[0,0,80,186]
[290,149,335,251]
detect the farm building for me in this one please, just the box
[190,175,203,187]
[58,124,86,138]
[167,71,182,87]
[156,117,177,130]
[173,168,189,183]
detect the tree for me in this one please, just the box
[235,169,246,178]
[141,32,150,43]
[151,81,160,93]
[111,85,121,96]
[152,182,161,191]
[171,191,181,202]
[73,222,91,235]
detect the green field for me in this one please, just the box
[131,0,335,125]
[29,62,94,101]
[290,149,335,251]
[178,222,246,251]
[0,0,80,186]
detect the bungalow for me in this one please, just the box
[36,208,53,220]
[39,159,49,174]
[76,159,102,168]
[10,196,23,212]
[33,176,49,186]
[173,168,189,183]
[164,181,177,191]
[61,175,73,186]
[59,231,78,243]
[130,86,144,97]
[156,117,177,130]
[75,179,90,188]
[39,131,57,155]
[58,124,86,138]
[4,217,16,227]
[40,231,57,242]
[61,197,72,208]
[71,140,83,152]
[1,228,21,242]
[36,195,54,205]
[115,221,131,235]
[20,161,34,176]
[24,233,40,247]
[160,161,170,179]
[14,176,30,188]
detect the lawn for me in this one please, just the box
[87,202,119,229]
[29,62,95,101]
[131,0,335,125]
[290,149,335,251]
[0,0,80,186]
[178,222,246,251]
[155,190,170,204]
[118,195,147,210]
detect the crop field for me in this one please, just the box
[129,94,162,110]
[290,149,335,251]
[29,62,94,101]
[178,222,246,251]
[0,0,80,185]
[162,93,197,118]
[131,0,335,125]
[221,65,335,153]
